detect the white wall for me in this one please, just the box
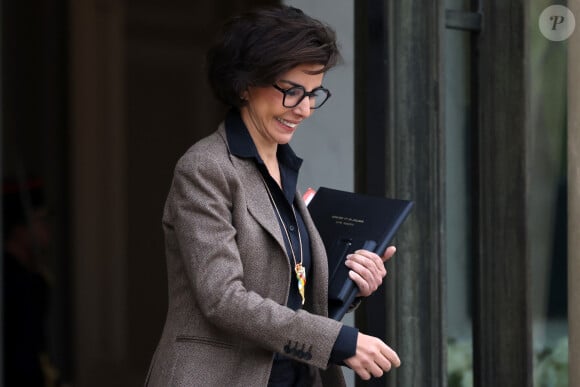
[283,0,355,194]
[283,1,355,385]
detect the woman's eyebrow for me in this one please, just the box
[278,79,323,90]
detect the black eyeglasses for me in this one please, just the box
[272,83,331,109]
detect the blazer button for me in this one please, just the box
[284,342,291,354]
[305,352,312,360]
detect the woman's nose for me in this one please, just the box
[292,96,313,117]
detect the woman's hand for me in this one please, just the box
[343,332,401,380]
[345,246,396,297]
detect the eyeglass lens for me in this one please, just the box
[283,86,330,109]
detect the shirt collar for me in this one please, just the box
[225,109,303,173]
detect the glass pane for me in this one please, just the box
[529,2,569,386]
[444,3,474,386]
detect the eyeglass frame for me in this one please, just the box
[272,83,332,109]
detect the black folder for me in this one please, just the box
[306,187,414,321]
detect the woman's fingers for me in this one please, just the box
[344,333,401,380]
[346,247,396,296]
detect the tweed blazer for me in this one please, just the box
[145,123,347,387]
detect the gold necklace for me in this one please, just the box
[260,176,306,305]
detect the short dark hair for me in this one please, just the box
[206,5,341,108]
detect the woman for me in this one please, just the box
[145,5,400,386]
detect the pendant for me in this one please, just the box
[295,263,306,305]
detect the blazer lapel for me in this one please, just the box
[232,156,287,253]
[295,193,329,315]
[228,139,329,315]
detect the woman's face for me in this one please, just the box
[240,63,325,150]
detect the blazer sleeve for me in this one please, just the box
[166,149,344,370]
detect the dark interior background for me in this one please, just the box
[2,0,277,385]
